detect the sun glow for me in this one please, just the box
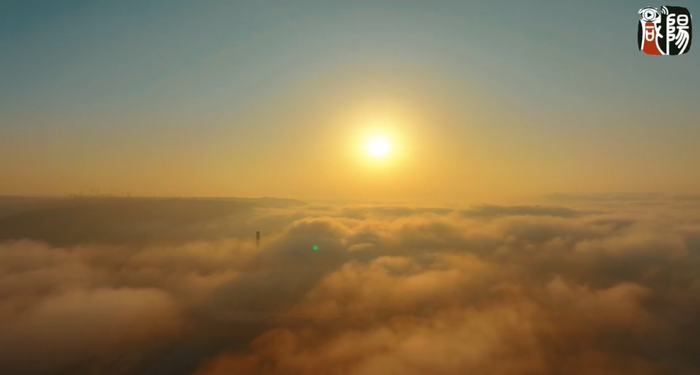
[367,137,391,158]
[343,111,412,169]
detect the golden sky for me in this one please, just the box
[1,1,698,204]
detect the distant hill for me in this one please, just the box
[0,196,306,215]
[218,197,307,208]
[0,196,75,218]
[0,196,307,246]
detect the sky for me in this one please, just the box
[1,0,699,204]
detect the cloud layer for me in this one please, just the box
[0,196,699,375]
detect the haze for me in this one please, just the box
[2,0,699,203]
[1,1,699,374]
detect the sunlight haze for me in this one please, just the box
[1,0,698,204]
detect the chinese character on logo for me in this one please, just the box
[638,6,692,55]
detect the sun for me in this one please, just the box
[366,137,391,158]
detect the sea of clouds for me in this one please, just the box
[1,194,699,375]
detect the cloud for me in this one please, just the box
[460,204,583,219]
[0,288,182,371]
[340,206,454,219]
[0,197,699,374]
[546,193,664,203]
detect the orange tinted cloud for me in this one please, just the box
[0,196,698,374]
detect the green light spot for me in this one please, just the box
[312,245,319,251]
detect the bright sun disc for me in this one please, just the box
[367,137,390,158]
